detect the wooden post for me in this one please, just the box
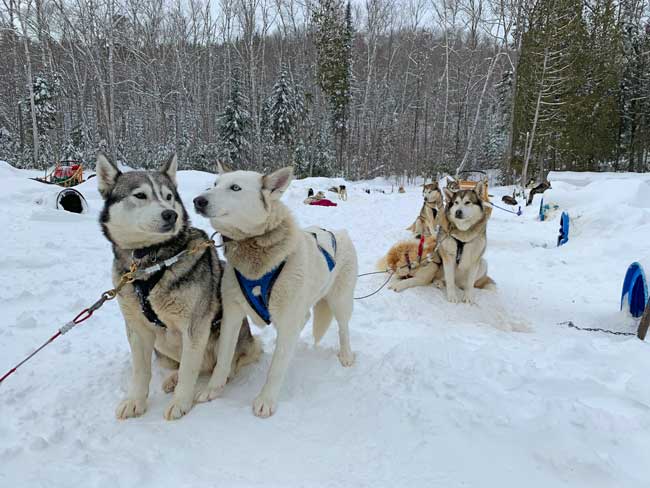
[637,301,650,341]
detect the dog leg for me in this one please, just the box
[462,264,479,304]
[195,306,246,403]
[162,371,178,393]
[116,323,155,419]
[253,323,302,418]
[441,256,460,303]
[164,323,211,420]
[389,264,438,293]
[329,295,355,367]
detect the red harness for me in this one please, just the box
[404,235,426,278]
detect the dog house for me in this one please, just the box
[56,188,88,213]
[34,187,88,214]
[621,262,649,318]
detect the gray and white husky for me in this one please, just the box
[97,154,260,421]
[193,165,358,417]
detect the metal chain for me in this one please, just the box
[558,321,637,337]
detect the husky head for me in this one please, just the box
[422,182,442,205]
[193,164,293,239]
[97,153,189,250]
[444,181,486,231]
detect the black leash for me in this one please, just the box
[354,272,394,300]
[558,321,637,337]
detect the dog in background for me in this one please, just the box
[438,181,495,303]
[406,182,444,238]
[338,185,348,201]
[378,236,442,292]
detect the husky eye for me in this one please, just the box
[230,184,241,192]
[166,194,173,201]
[134,192,147,200]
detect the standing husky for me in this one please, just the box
[406,182,443,238]
[193,166,358,418]
[97,154,260,420]
[438,181,494,303]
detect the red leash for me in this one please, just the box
[417,234,425,263]
[0,266,138,385]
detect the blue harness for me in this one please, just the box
[234,229,337,324]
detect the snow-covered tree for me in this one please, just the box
[263,66,305,146]
[219,70,251,168]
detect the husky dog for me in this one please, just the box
[502,189,518,206]
[193,166,358,417]
[406,182,444,238]
[338,185,348,201]
[526,180,551,206]
[377,236,442,292]
[438,181,495,304]
[97,154,260,421]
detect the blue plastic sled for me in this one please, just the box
[621,262,649,318]
[557,212,569,246]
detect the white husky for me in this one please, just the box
[193,166,358,417]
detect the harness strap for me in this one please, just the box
[455,239,465,265]
[234,262,286,325]
[310,229,337,272]
[133,267,222,331]
[417,235,425,264]
[133,269,166,328]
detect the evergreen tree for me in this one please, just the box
[263,65,305,146]
[219,69,251,168]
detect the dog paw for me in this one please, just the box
[252,394,277,418]
[162,372,178,393]
[447,291,460,303]
[389,282,405,292]
[163,397,193,420]
[338,350,355,367]
[194,385,224,403]
[462,292,476,304]
[433,279,445,289]
[115,398,147,419]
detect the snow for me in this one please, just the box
[2,164,650,487]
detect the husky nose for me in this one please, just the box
[161,210,178,224]
[193,196,208,211]
[455,209,463,219]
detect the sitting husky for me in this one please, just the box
[193,166,358,417]
[438,181,494,303]
[97,154,260,420]
[406,182,443,238]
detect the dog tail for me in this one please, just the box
[475,276,496,290]
[313,299,334,344]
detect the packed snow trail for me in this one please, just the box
[1,163,650,487]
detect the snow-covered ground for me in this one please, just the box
[2,162,650,487]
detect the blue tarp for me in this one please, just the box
[621,262,649,318]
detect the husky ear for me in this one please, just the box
[444,187,455,202]
[216,161,233,174]
[263,167,293,199]
[475,180,486,199]
[161,153,178,185]
[96,152,121,199]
